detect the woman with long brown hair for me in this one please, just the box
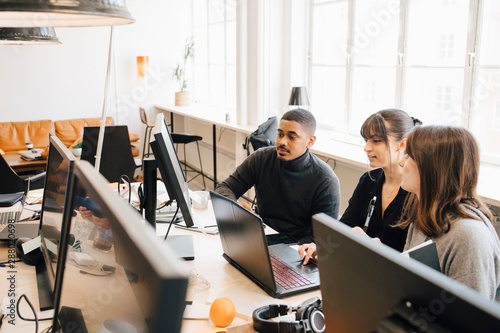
[399,125,500,301]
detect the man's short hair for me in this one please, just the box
[281,108,316,136]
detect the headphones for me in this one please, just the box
[253,297,325,333]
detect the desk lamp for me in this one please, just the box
[289,86,310,108]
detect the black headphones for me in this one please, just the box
[252,297,325,333]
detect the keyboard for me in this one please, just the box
[270,253,315,290]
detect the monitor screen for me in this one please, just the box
[150,113,194,228]
[38,133,77,308]
[312,213,500,332]
[52,161,188,333]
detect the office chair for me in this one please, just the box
[81,125,138,183]
[0,154,45,194]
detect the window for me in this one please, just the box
[192,0,236,111]
[308,0,500,166]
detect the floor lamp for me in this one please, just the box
[0,0,135,172]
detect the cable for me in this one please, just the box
[163,205,180,241]
[16,294,55,332]
[118,175,132,204]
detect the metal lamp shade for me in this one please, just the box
[0,27,60,44]
[289,86,310,106]
[0,0,134,27]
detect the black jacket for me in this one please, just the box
[340,168,408,252]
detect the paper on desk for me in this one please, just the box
[21,236,41,254]
[183,300,211,319]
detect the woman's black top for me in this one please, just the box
[340,168,409,252]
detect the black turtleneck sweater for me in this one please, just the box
[215,146,340,244]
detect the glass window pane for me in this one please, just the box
[194,27,208,65]
[226,0,237,21]
[208,23,224,65]
[352,0,400,66]
[469,69,500,162]
[226,65,236,110]
[311,66,347,128]
[209,65,225,106]
[193,0,207,28]
[312,1,349,66]
[406,0,468,66]
[350,67,397,131]
[226,21,236,65]
[194,64,208,104]
[403,68,464,125]
[477,0,500,66]
[209,0,225,24]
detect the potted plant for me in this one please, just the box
[173,37,194,106]
[72,141,82,156]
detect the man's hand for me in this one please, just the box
[298,243,317,265]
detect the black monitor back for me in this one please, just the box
[313,213,500,333]
[81,125,136,183]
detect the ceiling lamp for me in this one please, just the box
[0,0,134,27]
[0,27,60,44]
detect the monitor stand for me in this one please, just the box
[143,158,195,261]
[35,263,54,311]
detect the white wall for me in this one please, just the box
[0,0,192,141]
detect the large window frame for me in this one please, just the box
[308,0,500,166]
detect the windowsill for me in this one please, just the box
[155,102,500,208]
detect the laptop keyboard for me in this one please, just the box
[270,253,315,290]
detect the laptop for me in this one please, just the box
[210,191,320,298]
[0,180,39,240]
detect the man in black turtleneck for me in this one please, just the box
[215,109,340,244]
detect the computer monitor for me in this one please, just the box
[312,213,500,332]
[37,133,77,310]
[52,161,189,333]
[81,125,137,183]
[149,113,194,228]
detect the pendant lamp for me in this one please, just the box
[0,27,60,44]
[0,0,134,27]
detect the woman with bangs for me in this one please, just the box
[300,109,421,263]
[399,125,500,301]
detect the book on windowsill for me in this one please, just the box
[401,239,441,272]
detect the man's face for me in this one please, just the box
[275,119,316,161]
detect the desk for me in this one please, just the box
[3,154,47,174]
[3,202,320,333]
[154,104,255,189]
[163,203,320,332]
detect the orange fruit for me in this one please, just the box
[209,297,236,327]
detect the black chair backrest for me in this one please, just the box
[0,154,26,194]
[81,125,136,183]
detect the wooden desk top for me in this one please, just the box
[3,153,47,174]
[1,202,319,333]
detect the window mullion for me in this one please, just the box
[395,0,408,109]
[344,0,355,128]
[462,0,480,129]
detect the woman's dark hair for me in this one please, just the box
[360,108,421,143]
[398,125,493,238]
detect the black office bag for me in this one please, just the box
[242,116,278,156]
